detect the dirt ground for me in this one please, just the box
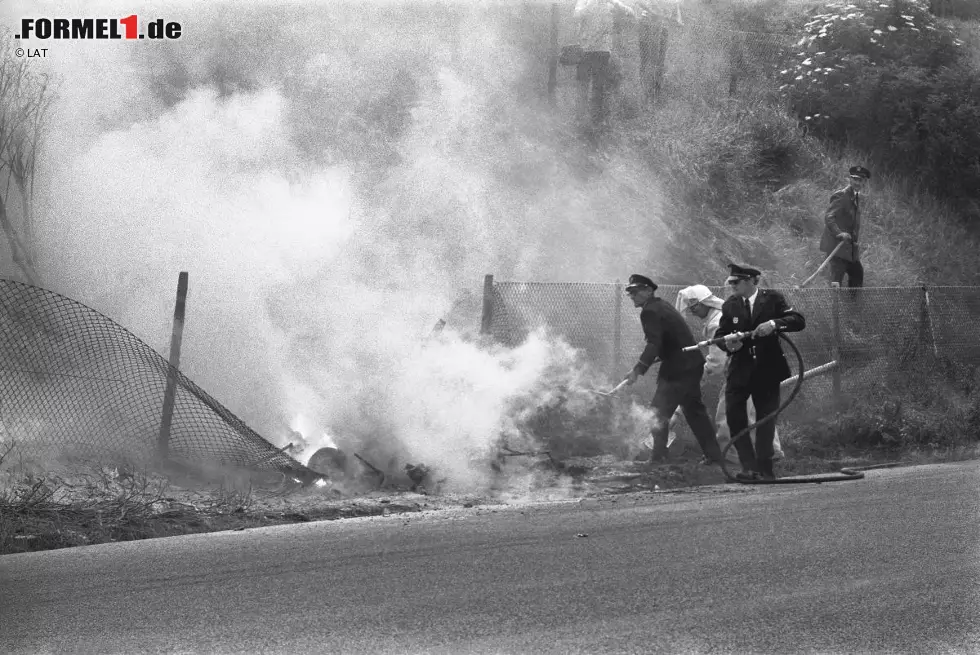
[3,446,976,555]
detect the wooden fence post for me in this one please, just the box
[480,274,495,336]
[158,272,188,461]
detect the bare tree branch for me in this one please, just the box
[0,28,54,285]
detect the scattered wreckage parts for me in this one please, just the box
[494,445,562,472]
[306,447,442,492]
[306,444,586,494]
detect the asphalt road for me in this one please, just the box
[3,461,979,654]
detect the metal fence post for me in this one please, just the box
[158,272,188,461]
[831,282,842,413]
[613,280,622,379]
[480,274,494,336]
[920,285,939,360]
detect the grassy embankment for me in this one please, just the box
[607,0,980,462]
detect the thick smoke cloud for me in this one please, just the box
[2,1,669,487]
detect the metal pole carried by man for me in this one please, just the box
[674,285,785,462]
[820,165,871,288]
[713,264,806,481]
[621,274,724,464]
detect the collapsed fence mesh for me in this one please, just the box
[0,279,315,478]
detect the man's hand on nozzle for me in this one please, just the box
[624,369,640,386]
[753,321,776,338]
[837,232,852,241]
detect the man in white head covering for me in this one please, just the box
[673,284,785,461]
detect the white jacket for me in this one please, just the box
[702,308,727,379]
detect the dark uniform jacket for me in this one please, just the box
[633,297,705,380]
[713,290,806,389]
[819,185,861,262]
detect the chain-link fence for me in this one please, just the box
[0,280,316,479]
[482,276,980,437]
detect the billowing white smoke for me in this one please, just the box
[6,1,671,488]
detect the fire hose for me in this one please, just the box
[682,332,892,485]
[796,241,845,289]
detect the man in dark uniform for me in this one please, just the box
[820,165,871,287]
[714,264,806,481]
[621,274,724,464]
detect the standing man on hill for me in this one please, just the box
[573,0,635,139]
[621,274,724,465]
[714,264,806,481]
[820,165,871,288]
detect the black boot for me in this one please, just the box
[759,458,776,481]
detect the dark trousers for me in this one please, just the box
[576,51,612,139]
[650,370,723,462]
[829,257,864,288]
[725,381,781,476]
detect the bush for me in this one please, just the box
[786,359,980,455]
[777,0,980,216]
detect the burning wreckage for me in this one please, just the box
[295,441,566,494]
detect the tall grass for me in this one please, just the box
[599,0,980,289]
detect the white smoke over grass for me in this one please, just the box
[2,1,674,490]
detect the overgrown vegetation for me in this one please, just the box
[0,30,52,286]
[773,353,980,453]
[577,0,980,467]
[777,0,980,219]
[609,0,980,288]
[0,447,431,555]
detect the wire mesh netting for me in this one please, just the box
[0,280,316,478]
[485,280,976,432]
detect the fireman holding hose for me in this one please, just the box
[674,284,786,462]
[621,274,724,465]
[714,264,806,481]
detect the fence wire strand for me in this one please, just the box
[0,280,315,478]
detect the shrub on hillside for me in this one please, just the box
[786,358,980,454]
[777,0,980,216]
